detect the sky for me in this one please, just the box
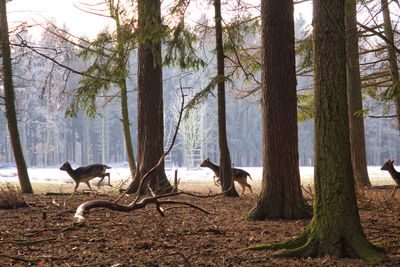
[6,0,112,39]
[6,0,313,40]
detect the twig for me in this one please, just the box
[0,254,38,263]
[0,237,57,245]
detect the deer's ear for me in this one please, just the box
[391,160,395,164]
[206,157,209,161]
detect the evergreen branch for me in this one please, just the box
[222,17,261,85]
[184,77,218,116]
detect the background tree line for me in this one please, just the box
[0,0,400,169]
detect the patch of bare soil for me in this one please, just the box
[1,186,400,266]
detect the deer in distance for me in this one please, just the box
[60,161,112,195]
[200,157,252,196]
[381,159,400,186]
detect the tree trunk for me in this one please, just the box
[0,0,33,194]
[214,0,238,197]
[246,0,311,220]
[345,0,371,187]
[120,80,136,178]
[381,0,400,134]
[113,3,137,179]
[254,0,382,259]
[128,0,172,194]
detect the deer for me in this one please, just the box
[60,161,112,195]
[381,159,400,186]
[200,157,252,196]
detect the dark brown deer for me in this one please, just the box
[381,159,400,186]
[60,161,112,195]
[200,157,252,195]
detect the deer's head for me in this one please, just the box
[381,159,394,171]
[60,161,71,171]
[200,158,211,167]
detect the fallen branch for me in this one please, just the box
[74,190,212,222]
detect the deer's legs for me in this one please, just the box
[245,182,252,194]
[237,181,252,196]
[239,184,246,196]
[97,173,112,187]
[390,185,399,198]
[85,181,96,194]
[72,182,80,196]
[106,173,111,186]
[97,176,105,187]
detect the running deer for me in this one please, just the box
[60,161,112,195]
[200,157,252,195]
[381,159,400,186]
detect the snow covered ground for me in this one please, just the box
[0,164,395,187]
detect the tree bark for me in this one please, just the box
[120,77,136,179]
[381,0,400,134]
[214,0,238,197]
[345,0,371,187]
[113,8,137,179]
[0,0,33,194]
[128,0,172,194]
[246,0,311,220]
[250,0,382,259]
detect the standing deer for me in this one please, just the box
[200,157,252,195]
[60,161,112,195]
[381,159,400,186]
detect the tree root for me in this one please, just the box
[244,224,383,261]
[245,225,310,251]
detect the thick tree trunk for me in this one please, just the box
[246,0,311,220]
[214,0,238,197]
[128,0,172,194]
[0,0,33,194]
[381,0,400,134]
[252,0,382,259]
[345,0,371,187]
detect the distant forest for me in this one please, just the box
[1,12,399,168]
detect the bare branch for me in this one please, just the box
[13,37,118,84]
[357,22,400,54]
[368,114,397,118]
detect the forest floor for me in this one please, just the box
[1,181,400,266]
